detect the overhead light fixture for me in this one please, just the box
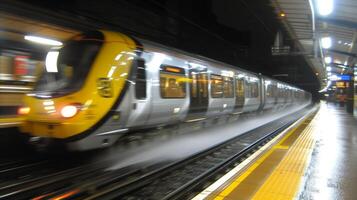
[326,66,332,71]
[334,59,341,64]
[316,0,333,16]
[280,12,286,17]
[344,61,348,66]
[338,40,342,44]
[325,56,332,64]
[24,35,63,46]
[327,72,332,76]
[321,37,332,49]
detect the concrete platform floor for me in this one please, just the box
[300,102,357,200]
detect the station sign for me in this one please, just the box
[329,75,351,81]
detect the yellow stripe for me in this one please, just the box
[251,112,319,200]
[214,114,313,200]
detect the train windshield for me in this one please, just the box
[34,32,103,97]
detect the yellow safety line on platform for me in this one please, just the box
[251,113,319,200]
[213,111,319,200]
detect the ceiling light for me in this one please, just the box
[325,56,332,64]
[321,37,332,49]
[24,35,63,46]
[316,0,333,16]
[344,42,348,45]
[338,40,342,44]
[327,72,332,76]
[344,61,348,66]
[326,66,332,71]
[280,12,286,17]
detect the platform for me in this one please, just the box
[193,102,357,200]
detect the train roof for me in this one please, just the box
[133,36,306,93]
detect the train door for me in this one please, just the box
[233,76,245,114]
[186,66,209,120]
[126,58,151,127]
[258,76,265,111]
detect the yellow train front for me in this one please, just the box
[19,31,139,150]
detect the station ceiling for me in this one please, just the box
[0,13,77,45]
[271,0,357,88]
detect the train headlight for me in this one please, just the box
[18,106,30,115]
[61,105,78,118]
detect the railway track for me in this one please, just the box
[0,107,314,200]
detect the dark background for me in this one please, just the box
[2,0,320,96]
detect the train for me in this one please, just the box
[18,30,312,151]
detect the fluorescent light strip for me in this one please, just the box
[24,35,63,46]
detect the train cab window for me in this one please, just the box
[160,65,187,98]
[210,74,223,98]
[34,31,103,97]
[223,76,234,98]
[135,59,146,99]
[235,78,244,98]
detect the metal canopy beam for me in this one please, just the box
[318,17,357,29]
[328,49,357,58]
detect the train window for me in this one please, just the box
[210,74,223,98]
[235,78,244,98]
[278,88,284,98]
[191,73,198,98]
[251,82,259,98]
[267,84,273,97]
[199,73,208,98]
[135,59,146,99]
[160,65,187,98]
[223,76,234,98]
[246,81,259,98]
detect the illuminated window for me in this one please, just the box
[160,65,186,98]
[191,73,198,98]
[235,78,244,98]
[199,73,208,98]
[223,76,234,98]
[210,74,223,98]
